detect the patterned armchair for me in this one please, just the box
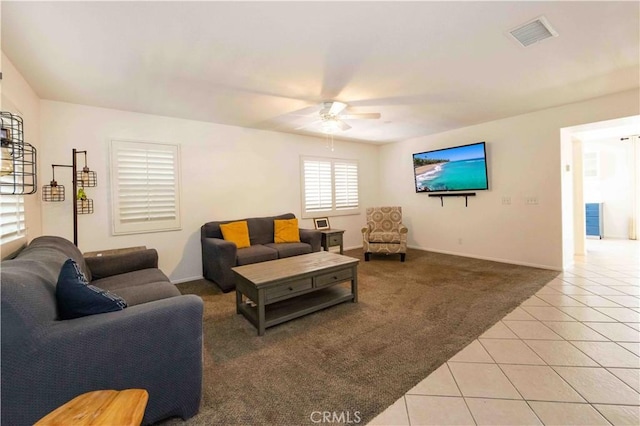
[361,206,408,262]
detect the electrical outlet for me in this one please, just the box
[458,238,462,245]
[502,196,511,205]
[526,196,539,205]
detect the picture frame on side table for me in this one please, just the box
[314,217,330,230]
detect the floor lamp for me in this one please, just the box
[42,149,97,246]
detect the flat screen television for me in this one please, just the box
[413,142,488,193]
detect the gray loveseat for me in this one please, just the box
[0,236,203,425]
[201,213,321,292]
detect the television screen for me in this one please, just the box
[413,142,488,192]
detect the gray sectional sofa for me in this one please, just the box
[201,212,321,292]
[0,236,203,425]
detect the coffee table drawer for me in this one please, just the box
[315,268,353,288]
[265,278,313,302]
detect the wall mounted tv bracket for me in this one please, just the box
[428,192,476,207]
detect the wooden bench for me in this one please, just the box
[34,389,148,426]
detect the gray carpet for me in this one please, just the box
[170,248,558,425]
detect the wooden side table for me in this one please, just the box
[320,229,345,255]
[35,389,148,426]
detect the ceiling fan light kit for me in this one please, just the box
[303,100,382,139]
[290,100,383,138]
[321,119,344,134]
[326,101,347,116]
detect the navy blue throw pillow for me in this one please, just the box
[56,258,127,320]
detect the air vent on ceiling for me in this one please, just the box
[509,16,558,47]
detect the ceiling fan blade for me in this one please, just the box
[340,113,381,120]
[328,101,348,116]
[295,120,322,130]
[288,105,324,117]
[336,120,351,131]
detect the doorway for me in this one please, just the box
[560,115,640,268]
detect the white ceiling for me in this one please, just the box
[2,1,639,144]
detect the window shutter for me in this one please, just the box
[584,152,599,178]
[301,156,359,217]
[334,161,359,210]
[0,194,25,244]
[303,159,333,212]
[111,140,181,235]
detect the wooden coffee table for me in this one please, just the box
[34,389,148,426]
[232,251,359,335]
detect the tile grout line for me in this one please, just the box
[444,358,478,425]
[550,365,640,405]
[401,395,411,426]
[552,262,640,415]
[551,308,639,373]
[495,299,629,421]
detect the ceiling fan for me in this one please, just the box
[297,101,381,133]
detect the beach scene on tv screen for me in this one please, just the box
[414,143,488,192]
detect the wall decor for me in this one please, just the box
[0,111,37,195]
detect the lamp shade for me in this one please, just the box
[42,181,65,202]
[77,198,94,215]
[77,167,97,187]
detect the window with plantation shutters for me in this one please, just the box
[110,140,181,235]
[0,194,25,245]
[303,159,332,212]
[334,161,359,210]
[301,156,359,217]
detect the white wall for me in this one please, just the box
[378,89,640,270]
[583,137,634,238]
[5,52,638,275]
[39,101,379,282]
[0,53,42,257]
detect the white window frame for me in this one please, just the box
[300,156,360,218]
[110,139,182,235]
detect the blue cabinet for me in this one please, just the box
[585,203,603,239]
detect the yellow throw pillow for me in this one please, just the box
[219,221,251,249]
[274,218,300,243]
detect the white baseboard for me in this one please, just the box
[406,245,561,271]
[171,275,204,284]
[333,244,560,271]
[170,245,560,284]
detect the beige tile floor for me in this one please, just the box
[369,239,640,425]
